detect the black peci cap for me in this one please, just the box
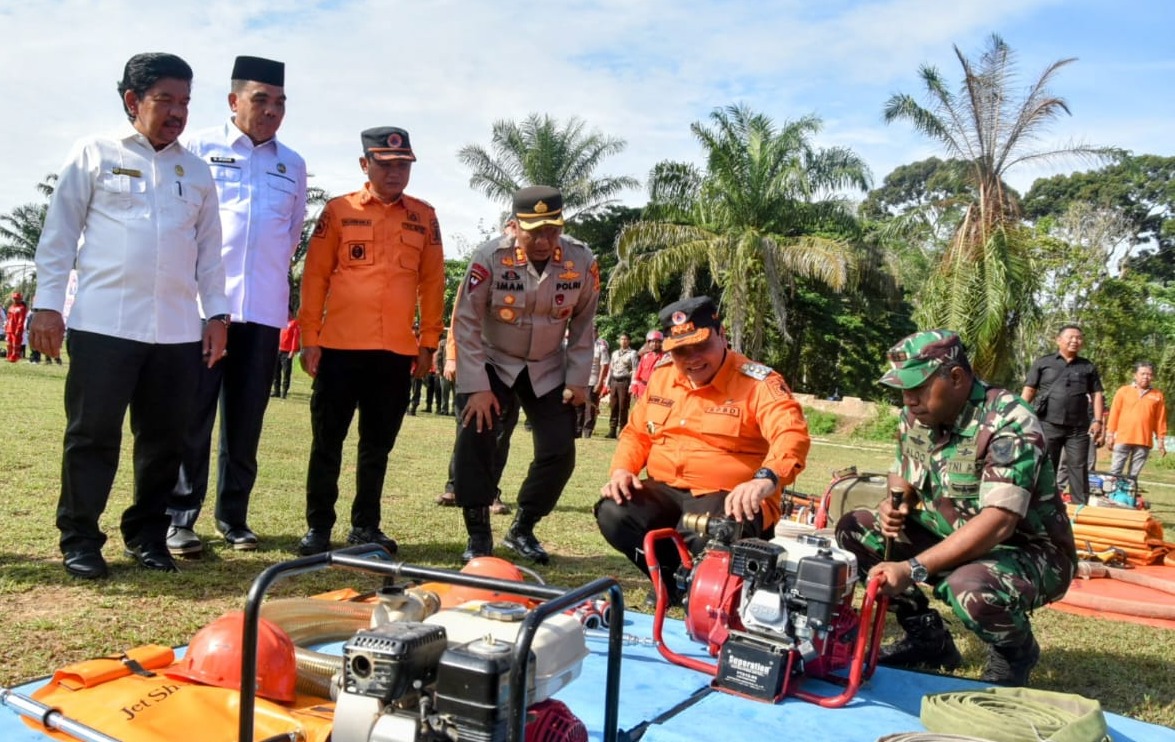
[231,55,284,86]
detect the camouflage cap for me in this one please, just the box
[879,329,965,389]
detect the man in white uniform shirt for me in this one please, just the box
[29,53,229,579]
[167,56,307,556]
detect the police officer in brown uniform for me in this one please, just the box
[452,186,600,564]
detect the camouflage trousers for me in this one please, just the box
[835,508,1074,646]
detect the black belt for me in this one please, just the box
[611,376,631,381]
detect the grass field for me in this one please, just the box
[1,359,1174,727]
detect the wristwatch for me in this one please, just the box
[907,557,929,583]
[752,467,779,487]
[207,313,231,328]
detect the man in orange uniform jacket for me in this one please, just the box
[1106,361,1167,478]
[296,126,445,556]
[596,296,810,604]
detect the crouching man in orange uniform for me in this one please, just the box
[595,296,810,604]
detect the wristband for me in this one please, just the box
[752,467,779,487]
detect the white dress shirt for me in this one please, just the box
[34,125,228,344]
[185,121,307,328]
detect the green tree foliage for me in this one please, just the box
[1082,272,1175,399]
[443,257,470,322]
[1023,154,1175,280]
[563,205,662,342]
[860,158,974,322]
[457,114,639,221]
[883,33,1114,385]
[608,104,872,360]
[783,277,915,399]
[860,157,971,221]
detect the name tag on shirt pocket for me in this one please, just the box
[97,171,147,214]
[645,403,673,434]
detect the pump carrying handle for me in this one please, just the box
[237,545,624,742]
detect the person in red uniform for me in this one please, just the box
[5,292,28,362]
[296,126,445,556]
[271,313,300,398]
[596,296,810,603]
[629,329,664,399]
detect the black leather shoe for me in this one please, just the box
[346,526,398,556]
[124,543,179,573]
[63,550,109,579]
[503,523,550,565]
[216,521,259,551]
[166,526,204,556]
[297,529,332,556]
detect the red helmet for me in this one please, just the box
[645,330,663,341]
[166,611,297,703]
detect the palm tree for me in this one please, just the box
[883,33,1115,381]
[0,174,57,264]
[608,104,871,357]
[457,114,639,221]
[0,203,48,264]
[0,174,57,297]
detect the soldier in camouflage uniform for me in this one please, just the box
[835,330,1076,686]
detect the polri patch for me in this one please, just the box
[468,263,490,292]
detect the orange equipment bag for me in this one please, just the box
[22,645,333,742]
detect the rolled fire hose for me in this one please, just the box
[261,589,439,698]
[921,688,1110,742]
[1064,562,1175,620]
[878,735,993,742]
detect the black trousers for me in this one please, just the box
[272,350,294,397]
[58,330,201,552]
[411,373,438,410]
[169,322,279,530]
[595,480,767,587]
[576,388,601,436]
[608,378,632,432]
[306,348,413,531]
[453,366,575,515]
[437,375,454,414]
[444,389,520,496]
[1042,421,1090,504]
